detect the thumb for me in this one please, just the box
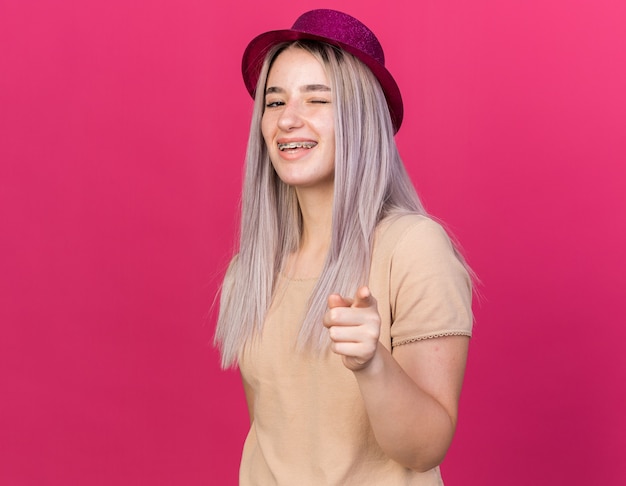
[327,293,353,309]
[352,286,376,309]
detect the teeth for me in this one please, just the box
[278,141,317,151]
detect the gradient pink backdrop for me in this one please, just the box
[1,0,625,484]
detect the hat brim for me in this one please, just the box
[241,29,404,133]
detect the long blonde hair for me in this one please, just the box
[215,41,425,368]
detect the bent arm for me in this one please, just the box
[353,335,469,472]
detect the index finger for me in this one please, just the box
[352,286,376,309]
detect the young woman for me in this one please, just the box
[215,9,473,485]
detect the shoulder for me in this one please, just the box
[373,214,473,344]
[373,213,470,295]
[375,213,455,260]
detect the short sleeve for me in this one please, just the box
[388,217,472,347]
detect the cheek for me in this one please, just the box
[320,117,335,145]
[325,129,336,155]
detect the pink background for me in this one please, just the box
[1,0,625,484]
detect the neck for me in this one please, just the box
[296,184,333,250]
[286,184,333,279]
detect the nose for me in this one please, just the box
[277,100,304,131]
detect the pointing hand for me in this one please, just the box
[324,286,381,371]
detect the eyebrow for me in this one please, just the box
[265,84,331,95]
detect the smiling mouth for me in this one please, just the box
[278,141,317,151]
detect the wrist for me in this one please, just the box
[353,341,387,377]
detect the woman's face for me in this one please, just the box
[261,47,335,192]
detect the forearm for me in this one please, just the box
[353,342,457,472]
